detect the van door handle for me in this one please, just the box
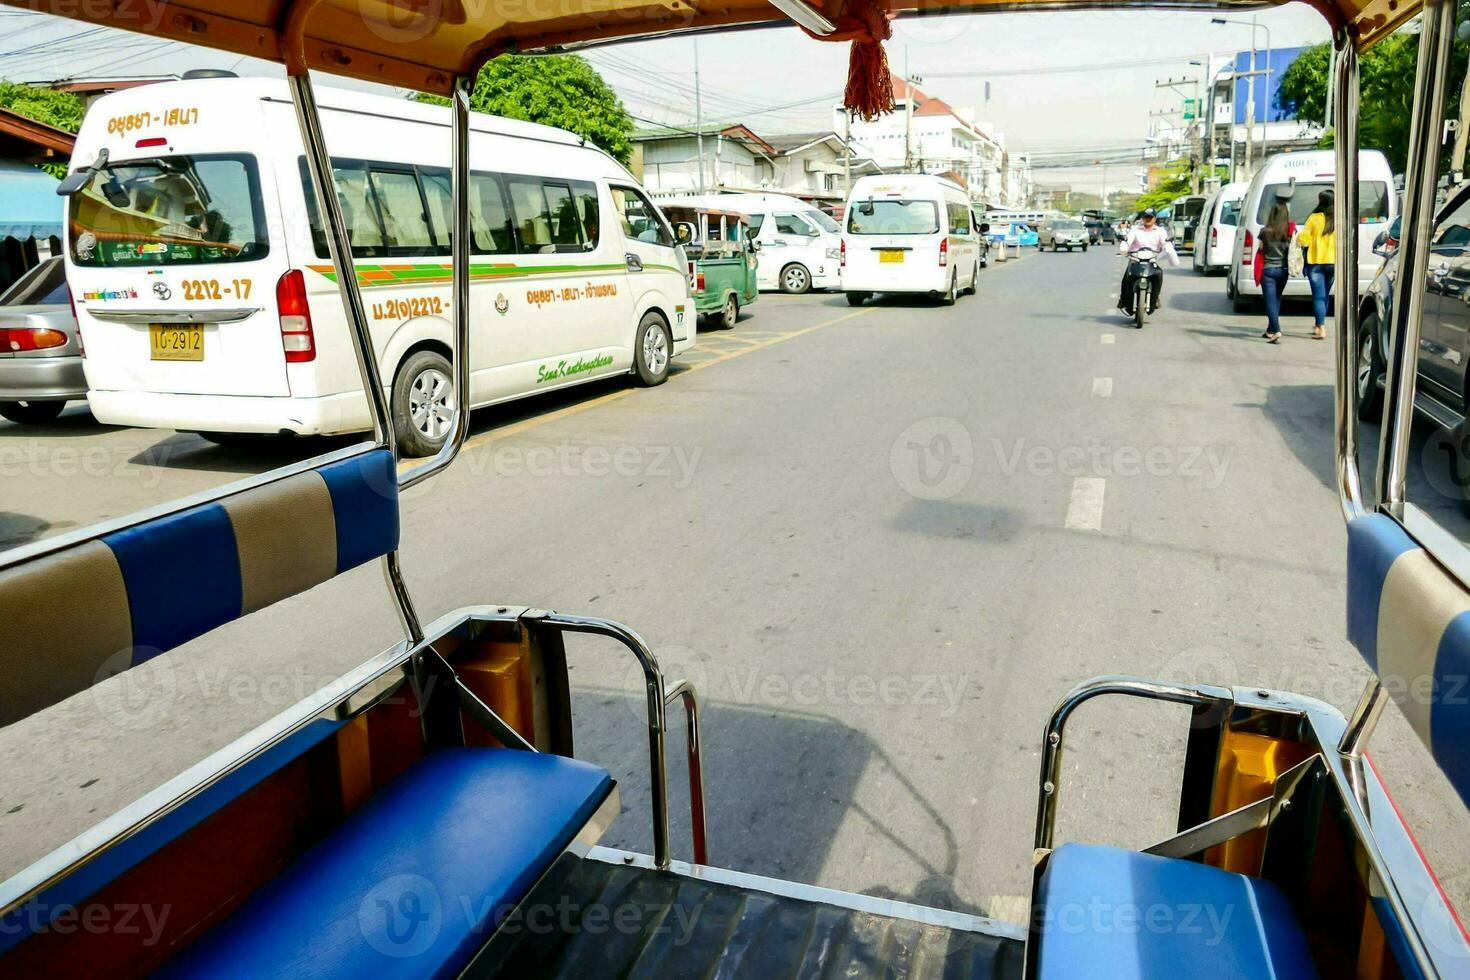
[624,253,643,272]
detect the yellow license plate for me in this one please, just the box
[150,324,203,361]
[879,250,905,264]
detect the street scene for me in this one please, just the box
[2,0,1470,976]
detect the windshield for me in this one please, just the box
[847,200,940,235]
[1054,220,1083,229]
[68,153,269,267]
[804,209,840,234]
[1255,180,1390,225]
[1219,198,1242,226]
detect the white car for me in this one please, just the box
[841,173,983,306]
[1192,182,1247,275]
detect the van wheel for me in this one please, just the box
[634,312,672,386]
[719,294,739,329]
[1357,315,1385,422]
[0,400,65,425]
[846,292,868,307]
[392,349,455,458]
[941,273,957,306]
[780,264,811,294]
[964,263,979,295]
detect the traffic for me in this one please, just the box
[2,0,1470,978]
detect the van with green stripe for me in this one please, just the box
[63,77,694,456]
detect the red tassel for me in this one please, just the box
[797,0,896,121]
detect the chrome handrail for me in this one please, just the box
[1332,29,1366,522]
[398,74,475,491]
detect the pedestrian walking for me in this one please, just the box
[1255,193,1295,344]
[1298,189,1336,340]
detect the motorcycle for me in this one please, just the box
[1127,246,1160,329]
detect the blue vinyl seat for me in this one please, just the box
[164,748,613,979]
[1034,843,1318,980]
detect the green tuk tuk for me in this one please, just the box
[665,204,759,330]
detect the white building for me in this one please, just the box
[630,124,879,203]
[838,79,1016,207]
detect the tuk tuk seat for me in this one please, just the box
[1347,513,1470,807]
[1034,843,1318,979]
[0,448,398,727]
[163,747,614,977]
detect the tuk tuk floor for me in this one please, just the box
[485,848,1025,979]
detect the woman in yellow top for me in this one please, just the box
[1298,189,1336,340]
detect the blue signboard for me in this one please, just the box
[1233,45,1307,124]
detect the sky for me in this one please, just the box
[0,3,1334,195]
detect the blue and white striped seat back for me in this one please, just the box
[1347,513,1470,807]
[0,449,398,727]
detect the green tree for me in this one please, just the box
[418,55,633,164]
[1276,23,1466,172]
[0,80,83,177]
[1136,160,1193,211]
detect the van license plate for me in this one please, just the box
[879,250,905,264]
[150,324,203,361]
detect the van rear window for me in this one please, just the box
[1255,181,1390,224]
[847,200,939,235]
[68,154,268,266]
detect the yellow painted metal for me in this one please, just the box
[1205,727,1312,874]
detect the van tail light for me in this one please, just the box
[276,269,316,363]
[840,239,846,267]
[1242,229,1254,266]
[1211,227,1218,246]
[939,237,948,267]
[2,328,68,352]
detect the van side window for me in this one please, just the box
[369,167,434,253]
[303,160,387,257]
[948,203,971,235]
[746,214,766,236]
[471,173,514,254]
[774,213,817,237]
[610,186,674,247]
[543,181,587,251]
[573,182,600,249]
[507,177,553,253]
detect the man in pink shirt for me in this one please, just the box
[1117,207,1180,316]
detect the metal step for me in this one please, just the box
[480,851,1025,980]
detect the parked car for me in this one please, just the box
[1357,184,1470,443]
[0,256,84,425]
[666,192,839,293]
[1192,181,1247,275]
[1171,194,1208,253]
[1039,218,1090,252]
[1083,218,1115,244]
[989,221,1039,249]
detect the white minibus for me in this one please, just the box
[1226,150,1395,310]
[841,174,983,306]
[1192,181,1247,274]
[63,77,694,456]
[663,192,840,293]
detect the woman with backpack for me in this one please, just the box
[1297,189,1336,340]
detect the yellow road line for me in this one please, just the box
[455,306,874,450]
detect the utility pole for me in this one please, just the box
[903,46,913,170]
[1452,21,1470,184]
[694,38,705,193]
[843,108,853,196]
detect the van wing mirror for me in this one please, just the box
[858,200,875,216]
[56,148,110,197]
[980,223,990,234]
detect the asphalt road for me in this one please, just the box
[3,246,1467,926]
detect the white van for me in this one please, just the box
[63,77,693,456]
[1226,150,1395,309]
[1192,181,1248,274]
[662,192,840,293]
[841,174,983,306]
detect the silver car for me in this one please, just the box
[0,257,85,425]
[1039,218,1090,252]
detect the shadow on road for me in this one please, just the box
[891,498,1025,544]
[0,404,115,440]
[0,512,53,549]
[571,689,980,914]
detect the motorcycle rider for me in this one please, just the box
[1118,207,1179,316]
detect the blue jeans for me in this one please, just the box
[1261,266,1288,335]
[1306,262,1335,327]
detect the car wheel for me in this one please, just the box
[941,272,957,307]
[0,400,66,425]
[964,263,979,295]
[779,263,811,294]
[1225,275,1237,299]
[390,349,456,458]
[634,311,672,387]
[1083,244,1089,252]
[715,294,738,329]
[1356,314,1385,422]
[846,291,868,307]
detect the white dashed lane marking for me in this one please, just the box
[1065,477,1107,531]
[1101,334,1115,345]
[1092,377,1113,397]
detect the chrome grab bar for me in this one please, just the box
[85,308,261,324]
[525,611,709,870]
[1331,29,1365,522]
